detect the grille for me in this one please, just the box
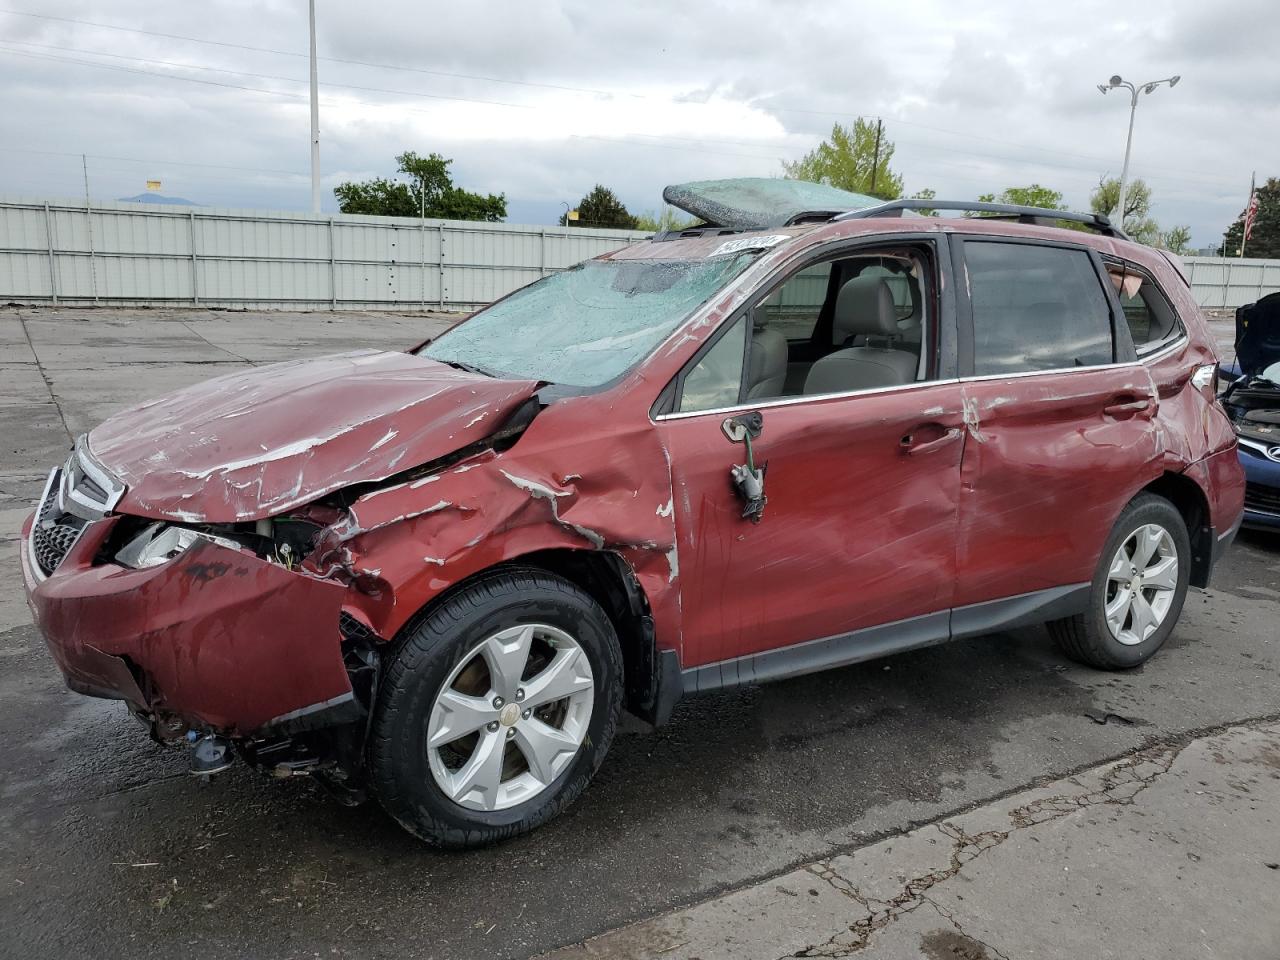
[32,479,88,576]
[1244,482,1280,517]
[339,611,376,643]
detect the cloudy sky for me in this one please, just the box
[0,0,1273,247]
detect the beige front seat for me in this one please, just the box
[804,277,918,394]
[746,316,788,400]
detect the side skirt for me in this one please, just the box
[680,584,1090,697]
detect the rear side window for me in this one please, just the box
[1108,266,1183,355]
[965,242,1114,375]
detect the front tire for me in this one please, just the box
[1048,493,1191,669]
[370,568,623,848]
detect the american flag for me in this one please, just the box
[1245,173,1259,242]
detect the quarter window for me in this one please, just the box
[677,315,747,412]
[965,242,1114,375]
[1108,266,1182,354]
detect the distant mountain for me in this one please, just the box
[117,193,197,205]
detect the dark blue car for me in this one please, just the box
[1220,292,1280,530]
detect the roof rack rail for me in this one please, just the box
[835,199,1128,240]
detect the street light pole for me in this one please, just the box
[309,0,321,214]
[1097,74,1180,228]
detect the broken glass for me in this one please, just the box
[424,254,756,387]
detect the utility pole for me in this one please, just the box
[81,153,99,304]
[869,118,882,196]
[309,0,321,213]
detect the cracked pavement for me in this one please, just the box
[545,722,1280,959]
[1,308,1278,960]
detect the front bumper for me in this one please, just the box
[21,508,354,736]
[1239,448,1280,530]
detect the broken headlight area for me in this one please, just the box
[106,515,329,571]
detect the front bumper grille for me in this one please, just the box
[1244,481,1280,516]
[29,438,126,579]
[31,474,88,576]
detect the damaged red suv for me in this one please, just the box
[22,180,1244,847]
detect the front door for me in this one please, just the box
[654,240,965,679]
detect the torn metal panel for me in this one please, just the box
[311,394,684,655]
[88,350,541,523]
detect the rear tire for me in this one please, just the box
[370,568,623,848]
[1048,493,1191,669]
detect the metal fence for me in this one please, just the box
[0,197,649,310]
[1181,257,1280,310]
[1,197,1277,311]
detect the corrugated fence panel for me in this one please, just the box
[14,197,1276,313]
[0,205,47,252]
[1183,256,1280,310]
[0,197,649,308]
[0,252,51,298]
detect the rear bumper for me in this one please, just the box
[1239,448,1280,530]
[21,510,354,736]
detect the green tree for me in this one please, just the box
[977,184,1065,210]
[634,206,698,232]
[334,151,506,221]
[1090,176,1158,244]
[562,185,638,229]
[1222,177,1280,258]
[783,119,903,200]
[910,187,937,216]
[1160,225,1193,255]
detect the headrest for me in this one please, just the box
[834,277,898,343]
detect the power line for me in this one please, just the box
[0,7,630,97]
[0,144,307,176]
[0,37,530,108]
[0,42,530,109]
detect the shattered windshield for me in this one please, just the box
[423,254,756,386]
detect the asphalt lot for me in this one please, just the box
[1,306,1278,960]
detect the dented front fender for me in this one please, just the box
[312,394,683,654]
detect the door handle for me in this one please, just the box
[900,426,961,455]
[1103,395,1156,418]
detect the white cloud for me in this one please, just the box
[0,0,1274,246]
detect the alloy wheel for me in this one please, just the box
[1103,523,1179,646]
[426,623,594,811]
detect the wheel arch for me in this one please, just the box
[389,547,680,725]
[1139,470,1213,587]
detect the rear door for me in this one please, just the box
[951,237,1161,622]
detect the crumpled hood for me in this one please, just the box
[1237,292,1280,378]
[89,350,540,523]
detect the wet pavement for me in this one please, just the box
[1,308,1277,960]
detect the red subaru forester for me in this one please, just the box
[21,180,1244,847]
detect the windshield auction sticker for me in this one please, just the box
[709,235,791,257]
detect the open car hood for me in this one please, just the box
[663,177,882,230]
[89,350,540,523]
[1237,292,1280,378]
